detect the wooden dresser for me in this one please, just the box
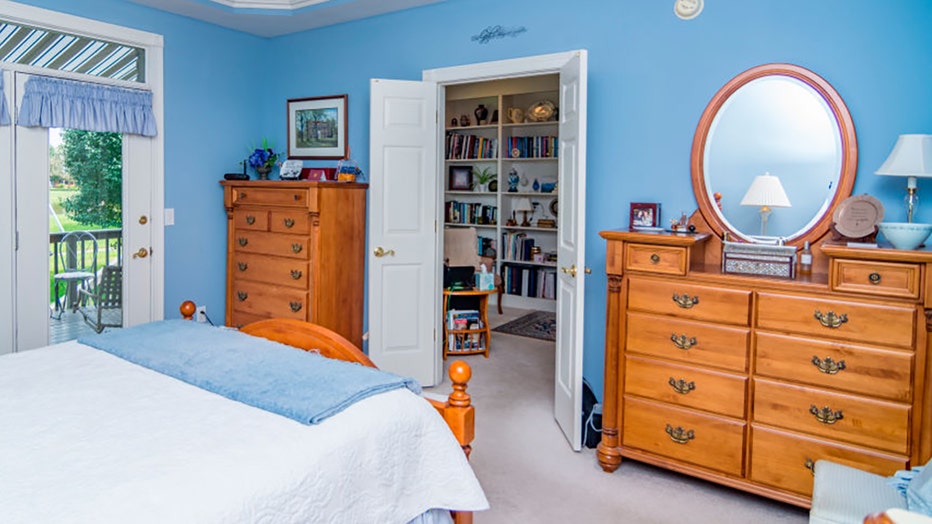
[221,180,367,348]
[597,230,932,506]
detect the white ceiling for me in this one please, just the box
[126,0,445,38]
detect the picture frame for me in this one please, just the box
[287,95,348,160]
[630,202,661,228]
[449,165,473,190]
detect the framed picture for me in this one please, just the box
[287,95,348,159]
[630,202,661,228]
[449,165,473,190]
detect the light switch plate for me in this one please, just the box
[164,208,174,226]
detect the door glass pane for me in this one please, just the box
[49,127,123,343]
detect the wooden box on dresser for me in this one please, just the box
[597,229,932,507]
[221,180,367,348]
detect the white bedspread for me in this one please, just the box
[0,342,488,523]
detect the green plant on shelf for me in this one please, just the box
[471,166,497,191]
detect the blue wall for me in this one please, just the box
[15,0,932,399]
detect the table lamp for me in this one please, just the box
[740,172,792,236]
[875,134,932,223]
[515,197,534,227]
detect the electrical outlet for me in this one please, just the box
[196,305,207,323]
[592,403,602,416]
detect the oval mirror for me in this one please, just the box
[691,63,857,243]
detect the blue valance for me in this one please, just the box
[17,76,156,136]
[0,72,9,126]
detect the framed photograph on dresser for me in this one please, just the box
[287,95,348,160]
[629,202,660,228]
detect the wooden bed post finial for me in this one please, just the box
[448,360,472,408]
[180,300,196,320]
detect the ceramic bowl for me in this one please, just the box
[878,222,932,250]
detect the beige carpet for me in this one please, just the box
[428,307,809,524]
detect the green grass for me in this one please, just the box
[49,188,105,233]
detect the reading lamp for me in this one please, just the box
[514,197,534,227]
[740,172,792,236]
[875,134,932,223]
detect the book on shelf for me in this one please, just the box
[445,131,499,160]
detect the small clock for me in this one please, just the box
[832,194,884,241]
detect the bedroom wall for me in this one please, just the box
[11,0,932,401]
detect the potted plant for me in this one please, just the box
[471,166,497,192]
[247,138,280,180]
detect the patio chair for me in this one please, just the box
[78,265,123,333]
[52,230,97,319]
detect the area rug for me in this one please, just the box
[493,311,556,342]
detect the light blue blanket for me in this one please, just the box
[78,320,420,425]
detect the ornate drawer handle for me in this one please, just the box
[284,218,295,228]
[809,404,844,425]
[239,191,247,199]
[238,237,248,247]
[292,243,303,254]
[869,272,881,285]
[811,355,846,375]
[664,424,695,444]
[289,301,302,313]
[805,457,816,476]
[245,215,256,225]
[650,253,660,264]
[670,334,697,350]
[291,269,302,280]
[293,194,300,201]
[668,377,696,395]
[814,310,847,328]
[237,262,248,271]
[236,291,248,301]
[672,293,699,309]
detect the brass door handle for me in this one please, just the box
[814,310,847,328]
[672,293,699,309]
[665,424,695,444]
[811,355,846,375]
[132,247,149,259]
[374,247,396,257]
[810,404,844,424]
[561,265,577,277]
[668,377,696,395]
[670,334,697,350]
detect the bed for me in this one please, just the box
[0,302,487,523]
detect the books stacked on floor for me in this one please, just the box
[446,309,485,352]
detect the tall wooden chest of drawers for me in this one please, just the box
[221,181,367,348]
[598,230,932,507]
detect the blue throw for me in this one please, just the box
[78,320,420,425]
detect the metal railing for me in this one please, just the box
[49,229,122,310]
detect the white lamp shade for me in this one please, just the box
[514,198,534,212]
[740,172,792,208]
[875,134,932,182]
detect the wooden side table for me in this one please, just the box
[442,288,493,359]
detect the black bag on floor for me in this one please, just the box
[581,378,602,449]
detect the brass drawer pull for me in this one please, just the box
[814,310,847,328]
[291,269,302,280]
[293,194,300,201]
[672,293,699,309]
[238,237,248,247]
[245,215,256,225]
[809,404,844,425]
[665,424,695,444]
[668,377,695,395]
[292,243,303,254]
[284,218,295,228]
[869,272,881,285]
[237,262,248,271]
[289,301,302,313]
[239,191,247,199]
[670,334,697,350]
[805,457,816,476]
[236,291,248,301]
[811,355,846,375]
[650,253,660,264]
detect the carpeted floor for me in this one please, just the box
[492,310,556,341]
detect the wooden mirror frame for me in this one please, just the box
[690,63,858,247]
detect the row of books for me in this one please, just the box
[506,136,558,159]
[445,200,498,225]
[445,132,499,160]
[502,231,537,261]
[502,265,557,299]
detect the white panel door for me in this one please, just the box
[0,69,13,354]
[554,52,588,450]
[368,79,441,386]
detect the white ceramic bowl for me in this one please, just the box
[878,222,932,250]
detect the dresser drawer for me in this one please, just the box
[230,280,309,320]
[231,186,315,209]
[831,258,921,300]
[750,425,908,496]
[627,311,749,372]
[628,277,751,326]
[756,292,916,349]
[229,309,267,329]
[269,210,311,234]
[231,252,310,289]
[623,397,745,476]
[233,209,268,231]
[625,356,747,418]
[625,243,687,275]
[232,231,310,260]
[755,332,913,402]
[753,378,910,454]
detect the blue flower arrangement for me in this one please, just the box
[247,139,280,170]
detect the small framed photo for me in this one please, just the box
[630,202,661,228]
[449,165,473,190]
[301,167,329,181]
[287,94,348,160]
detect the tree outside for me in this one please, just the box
[60,129,122,228]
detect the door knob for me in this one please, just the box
[374,247,396,258]
[561,264,577,277]
[132,247,149,259]
[138,215,148,225]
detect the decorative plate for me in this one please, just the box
[527,100,555,122]
[549,198,558,217]
[833,194,884,238]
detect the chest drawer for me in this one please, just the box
[230,280,309,320]
[756,292,916,349]
[231,186,315,209]
[232,231,310,260]
[623,397,745,476]
[269,210,311,234]
[753,379,910,454]
[625,356,747,418]
[628,277,751,326]
[750,425,908,497]
[831,258,921,300]
[755,332,913,402]
[627,311,749,372]
[233,209,268,231]
[625,243,687,275]
[231,252,310,289]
